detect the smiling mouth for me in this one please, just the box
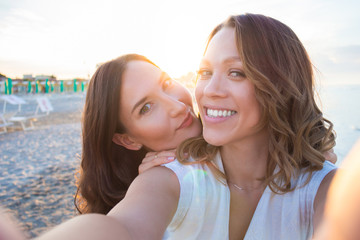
[205,107,237,118]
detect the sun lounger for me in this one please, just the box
[1,95,26,114]
[1,95,54,131]
[0,113,14,134]
[35,97,54,116]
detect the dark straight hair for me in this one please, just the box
[75,54,158,214]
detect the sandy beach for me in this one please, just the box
[0,93,85,238]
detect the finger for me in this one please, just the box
[139,156,175,174]
[154,150,176,158]
[143,151,176,163]
[146,150,176,157]
[324,151,337,164]
[145,151,158,157]
[142,155,175,165]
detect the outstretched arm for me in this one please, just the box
[37,166,180,240]
[35,213,132,240]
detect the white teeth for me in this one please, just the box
[206,108,236,118]
[213,110,218,117]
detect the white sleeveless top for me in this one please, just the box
[163,154,230,240]
[244,160,337,240]
[163,152,336,240]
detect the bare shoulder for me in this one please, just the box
[316,169,337,200]
[130,165,180,195]
[314,168,337,208]
[107,166,180,239]
[313,168,337,231]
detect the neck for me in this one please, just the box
[221,129,269,188]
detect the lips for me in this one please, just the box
[202,105,237,123]
[177,111,193,130]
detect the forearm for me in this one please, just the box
[35,214,132,240]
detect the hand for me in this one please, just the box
[324,148,337,164]
[138,150,176,174]
[0,208,26,240]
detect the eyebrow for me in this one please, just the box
[131,71,167,114]
[223,56,242,64]
[200,56,242,65]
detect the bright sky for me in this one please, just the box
[0,0,359,84]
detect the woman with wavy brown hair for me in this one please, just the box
[38,14,336,240]
[176,13,337,239]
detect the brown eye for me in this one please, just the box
[140,103,152,115]
[229,70,246,78]
[197,69,212,79]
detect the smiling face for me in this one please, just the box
[117,60,202,152]
[195,27,264,147]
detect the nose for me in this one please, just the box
[202,73,227,98]
[163,94,188,118]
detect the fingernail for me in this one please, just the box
[167,157,175,161]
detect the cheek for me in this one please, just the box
[132,118,171,146]
[195,82,205,105]
[136,120,168,139]
[241,93,262,124]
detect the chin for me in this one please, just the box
[203,132,225,146]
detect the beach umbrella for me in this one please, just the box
[51,82,54,92]
[27,81,32,93]
[4,79,8,94]
[8,78,12,94]
[45,79,49,93]
[81,81,85,92]
[73,79,77,92]
[35,81,39,93]
[60,80,64,92]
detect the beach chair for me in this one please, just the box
[35,97,54,116]
[1,95,54,131]
[1,95,26,114]
[0,113,14,134]
[0,95,33,130]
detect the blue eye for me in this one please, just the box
[140,103,152,115]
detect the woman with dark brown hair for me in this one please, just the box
[75,54,202,214]
[37,13,337,240]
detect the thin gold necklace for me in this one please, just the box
[227,181,265,191]
[229,182,245,191]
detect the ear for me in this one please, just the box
[112,133,143,150]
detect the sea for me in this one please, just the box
[317,83,360,165]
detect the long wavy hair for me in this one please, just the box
[177,13,336,193]
[74,54,157,214]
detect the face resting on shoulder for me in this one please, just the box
[195,27,263,147]
[113,60,202,152]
